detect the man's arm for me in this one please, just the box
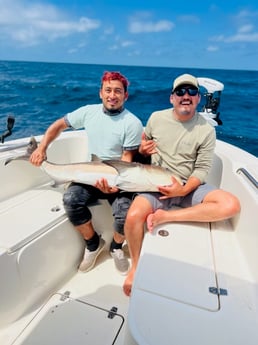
[121,149,138,162]
[30,118,68,166]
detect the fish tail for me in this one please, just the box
[26,136,38,155]
[4,136,38,165]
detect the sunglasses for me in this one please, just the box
[174,88,199,97]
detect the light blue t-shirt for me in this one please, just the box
[65,104,143,160]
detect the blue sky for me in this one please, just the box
[0,0,258,70]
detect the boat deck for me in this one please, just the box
[0,132,257,344]
[1,248,130,345]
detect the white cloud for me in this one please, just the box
[129,18,174,33]
[207,45,219,52]
[0,0,100,46]
[177,15,200,24]
[235,10,258,20]
[103,26,114,35]
[121,40,135,47]
[211,30,258,43]
[225,32,258,42]
[238,24,254,33]
[108,44,119,51]
[108,39,135,51]
[210,21,258,44]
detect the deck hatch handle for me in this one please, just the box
[108,306,118,319]
[209,287,228,296]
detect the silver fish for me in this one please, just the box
[5,137,181,192]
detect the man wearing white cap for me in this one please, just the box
[123,73,241,296]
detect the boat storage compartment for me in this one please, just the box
[12,292,124,345]
[132,222,218,309]
[0,187,67,252]
[0,186,84,327]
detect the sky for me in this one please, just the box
[0,0,258,71]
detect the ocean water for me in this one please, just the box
[0,60,257,157]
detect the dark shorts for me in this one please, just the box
[63,183,134,235]
[139,183,217,211]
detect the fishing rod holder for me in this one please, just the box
[0,115,15,143]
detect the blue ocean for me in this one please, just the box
[0,60,257,157]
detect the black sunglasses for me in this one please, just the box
[174,88,199,97]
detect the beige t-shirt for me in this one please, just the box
[145,108,216,183]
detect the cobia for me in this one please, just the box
[5,137,181,192]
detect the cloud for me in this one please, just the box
[177,15,200,24]
[0,0,100,46]
[211,28,258,43]
[121,40,135,47]
[129,12,174,34]
[129,20,174,33]
[207,45,219,52]
[210,11,258,44]
[108,38,135,51]
[238,24,254,33]
[225,32,258,42]
[234,9,258,20]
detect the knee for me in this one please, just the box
[63,189,81,210]
[227,194,241,217]
[126,205,145,227]
[63,184,88,209]
[219,192,241,219]
[63,185,92,226]
[112,196,132,223]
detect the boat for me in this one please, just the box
[0,78,257,344]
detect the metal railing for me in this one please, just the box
[237,167,258,189]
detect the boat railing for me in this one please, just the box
[237,167,258,189]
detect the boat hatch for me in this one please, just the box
[133,222,219,311]
[0,189,66,253]
[13,292,124,345]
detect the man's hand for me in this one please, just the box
[29,148,47,166]
[95,178,119,193]
[139,132,157,156]
[158,176,185,199]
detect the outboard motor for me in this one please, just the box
[0,115,15,143]
[197,77,224,126]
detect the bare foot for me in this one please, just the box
[147,213,155,232]
[123,269,135,297]
[147,209,168,232]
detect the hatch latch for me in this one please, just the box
[209,287,228,296]
[108,306,118,319]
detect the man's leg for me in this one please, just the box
[63,183,105,272]
[110,193,133,275]
[147,189,240,231]
[123,195,153,296]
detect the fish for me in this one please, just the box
[5,137,182,192]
